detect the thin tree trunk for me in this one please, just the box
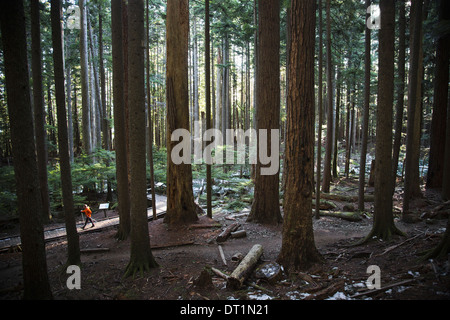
[112,0,130,241]
[392,0,406,194]
[358,0,371,212]
[146,0,157,220]
[321,0,333,193]
[51,0,81,266]
[426,0,449,189]
[124,0,158,277]
[80,0,91,154]
[0,0,53,299]
[403,0,423,215]
[315,0,323,219]
[205,0,212,218]
[30,0,51,222]
[361,0,404,243]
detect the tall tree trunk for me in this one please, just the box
[332,64,340,178]
[277,0,322,271]
[99,9,110,151]
[0,0,52,299]
[247,0,282,225]
[403,0,424,215]
[321,0,333,193]
[361,0,404,242]
[112,0,130,241]
[80,0,91,154]
[164,0,198,225]
[392,0,406,194]
[205,0,213,218]
[124,0,158,277]
[315,0,323,219]
[30,0,51,223]
[51,0,81,266]
[358,0,371,212]
[442,97,450,201]
[426,0,450,189]
[146,0,156,220]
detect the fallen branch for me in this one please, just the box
[350,279,417,299]
[151,241,195,250]
[218,245,227,265]
[211,267,229,280]
[303,279,345,300]
[376,233,422,257]
[227,244,263,290]
[80,248,110,254]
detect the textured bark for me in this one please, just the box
[51,0,81,266]
[79,0,91,154]
[358,0,371,212]
[392,0,407,194]
[248,0,282,225]
[30,0,51,223]
[315,0,323,219]
[124,0,158,277]
[321,0,333,193]
[277,0,322,271]
[426,0,450,189]
[205,0,212,218]
[363,0,404,242]
[0,0,52,299]
[403,0,424,214]
[111,0,130,240]
[164,0,198,225]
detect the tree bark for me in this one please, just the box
[79,0,91,154]
[205,0,213,218]
[277,0,322,271]
[392,0,407,194]
[164,0,198,225]
[51,0,81,266]
[403,0,424,215]
[30,0,52,223]
[362,0,404,242]
[315,0,323,220]
[358,0,371,212]
[124,0,158,277]
[321,0,333,193]
[247,0,282,225]
[0,0,52,299]
[111,0,130,240]
[426,0,450,189]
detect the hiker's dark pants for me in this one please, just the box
[83,217,94,228]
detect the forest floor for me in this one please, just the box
[0,178,449,302]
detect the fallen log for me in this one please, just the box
[314,193,374,203]
[227,244,263,290]
[80,247,110,254]
[216,222,240,242]
[230,230,247,239]
[319,210,362,222]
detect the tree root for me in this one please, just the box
[351,224,406,247]
[123,259,159,279]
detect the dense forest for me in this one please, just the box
[0,0,449,303]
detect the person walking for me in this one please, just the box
[81,204,95,229]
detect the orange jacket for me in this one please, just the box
[81,206,92,217]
